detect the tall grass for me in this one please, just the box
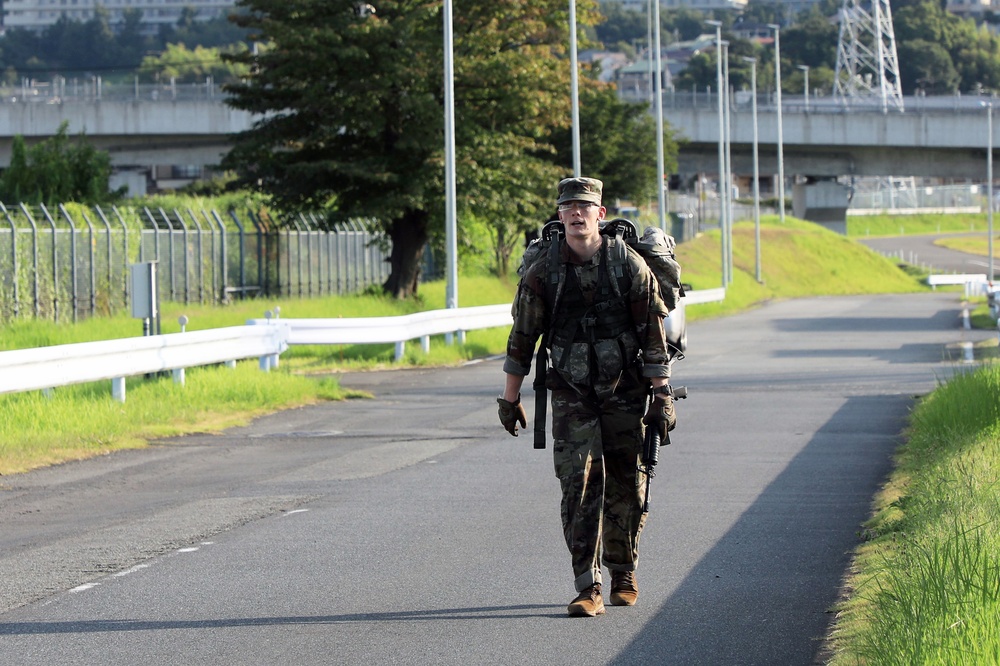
[830,367,1000,664]
[0,363,347,475]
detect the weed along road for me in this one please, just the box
[0,292,991,665]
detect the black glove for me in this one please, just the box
[643,394,676,442]
[497,395,527,437]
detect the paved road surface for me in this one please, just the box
[0,292,992,665]
[859,232,997,278]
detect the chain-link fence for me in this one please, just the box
[0,203,392,324]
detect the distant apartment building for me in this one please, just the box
[945,0,993,17]
[2,0,235,31]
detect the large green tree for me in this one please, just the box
[223,0,601,298]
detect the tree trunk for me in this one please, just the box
[382,209,429,299]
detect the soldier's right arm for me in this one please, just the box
[503,269,549,377]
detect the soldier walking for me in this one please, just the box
[498,177,677,617]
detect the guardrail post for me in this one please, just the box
[421,336,430,354]
[112,377,126,402]
[394,341,405,361]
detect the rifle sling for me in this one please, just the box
[532,344,548,449]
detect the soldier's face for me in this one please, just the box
[558,201,605,240]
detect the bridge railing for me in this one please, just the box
[619,88,1000,116]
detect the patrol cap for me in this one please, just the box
[556,177,603,205]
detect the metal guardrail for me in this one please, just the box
[248,290,727,361]
[0,290,728,400]
[0,324,289,402]
[248,304,513,361]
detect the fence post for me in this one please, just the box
[228,210,247,297]
[299,213,314,297]
[290,215,304,297]
[185,209,205,305]
[211,210,229,303]
[18,204,40,317]
[156,208,178,303]
[169,209,190,305]
[247,210,265,293]
[202,210,216,303]
[65,206,97,319]
[92,207,113,313]
[0,203,19,319]
[38,204,62,323]
[109,206,129,309]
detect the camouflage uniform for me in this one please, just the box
[504,238,670,592]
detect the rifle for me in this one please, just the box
[640,384,687,513]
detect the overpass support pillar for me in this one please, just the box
[792,178,850,234]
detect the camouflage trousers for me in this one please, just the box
[551,384,648,593]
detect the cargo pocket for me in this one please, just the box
[552,342,591,385]
[594,338,624,383]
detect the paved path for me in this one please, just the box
[859,232,997,278]
[0,292,991,665]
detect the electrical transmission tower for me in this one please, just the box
[833,0,904,112]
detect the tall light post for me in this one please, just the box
[798,64,810,112]
[723,40,733,284]
[982,100,996,285]
[706,19,727,286]
[444,0,458,322]
[652,0,667,230]
[768,23,786,223]
[569,0,581,176]
[744,56,762,283]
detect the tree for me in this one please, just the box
[139,43,250,83]
[898,39,960,93]
[223,0,601,298]
[0,122,118,205]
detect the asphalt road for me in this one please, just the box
[0,291,993,665]
[859,232,998,278]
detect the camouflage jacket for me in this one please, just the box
[503,236,671,396]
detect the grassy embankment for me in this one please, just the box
[846,212,992,238]
[0,215,923,475]
[828,366,1000,664]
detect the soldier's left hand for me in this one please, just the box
[643,394,676,442]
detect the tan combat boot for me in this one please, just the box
[567,583,605,617]
[610,570,638,606]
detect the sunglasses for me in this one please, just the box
[557,202,599,212]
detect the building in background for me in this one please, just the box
[2,0,235,32]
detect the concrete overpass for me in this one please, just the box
[659,93,997,181]
[0,91,996,217]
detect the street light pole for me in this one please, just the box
[744,56,762,283]
[989,103,995,284]
[798,64,810,112]
[707,19,726,286]
[768,23,786,223]
[652,0,667,230]
[723,40,733,284]
[443,0,458,321]
[569,0,581,177]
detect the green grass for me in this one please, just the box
[0,215,931,475]
[847,213,992,237]
[0,363,352,475]
[828,366,1000,665]
[935,234,1000,261]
